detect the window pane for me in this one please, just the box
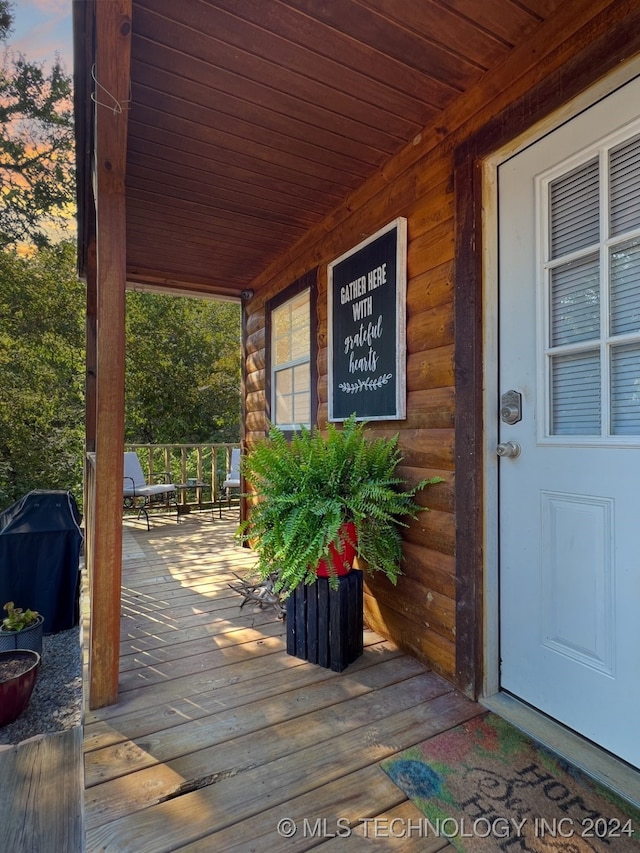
[551,351,601,435]
[293,363,310,392]
[274,337,290,365]
[273,308,289,338]
[291,364,310,425]
[550,255,600,346]
[275,393,292,425]
[292,392,310,425]
[290,297,308,327]
[276,367,292,394]
[550,158,599,259]
[274,368,293,424]
[290,325,310,360]
[610,238,640,336]
[610,132,640,236]
[611,343,640,435]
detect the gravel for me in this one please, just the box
[0,626,83,744]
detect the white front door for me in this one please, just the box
[498,75,640,769]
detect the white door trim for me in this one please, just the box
[482,54,640,701]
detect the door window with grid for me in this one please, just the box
[540,125,640,439]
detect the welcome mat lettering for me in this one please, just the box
[381,713,640,852]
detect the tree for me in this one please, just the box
[0,246,243,510]
[0,3,242,511]
[0,1,75,248]
[0,2,11,36]
[125,292,242,444]
[0,242,86,508]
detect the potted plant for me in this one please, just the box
[238,415,441,670]
[238,414,442,591]
[0,649,41,727]
[0,601,44,656]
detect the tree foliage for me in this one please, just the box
[0,2,242,511]
[125,292,241,444]
[0,242,85,508]
[0,1,11,36]
[0,246,243,510]
[0,1,75,249]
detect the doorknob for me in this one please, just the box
[496,441,521,458]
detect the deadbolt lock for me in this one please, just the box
[500,390,522,425]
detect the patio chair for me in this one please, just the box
[123,451,177,530]
[219,447,241,518]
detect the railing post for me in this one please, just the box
[180,446,187,486]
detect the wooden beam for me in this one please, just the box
[85,234,97,456]
[89,0,132,709]
[453,151,484,699]
[83,234,97,573]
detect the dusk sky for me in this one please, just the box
[9,0,73,71]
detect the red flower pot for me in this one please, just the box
[316,522,357,578]
[0,649,41,727]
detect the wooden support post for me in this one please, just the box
[89,0,132,709]
[84,234,97,539]
[85,235,97,457]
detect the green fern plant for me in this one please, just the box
[237,415,442,593]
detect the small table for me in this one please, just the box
[174,483,214,521]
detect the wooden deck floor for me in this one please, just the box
[84,513,482,852]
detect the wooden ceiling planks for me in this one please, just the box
[126,179,319,236]
[435,0,545,42]
[133,2,434,133]
[126,156,331,221]
[274,0,486,88]
[125,217,290,262]
[126,198,302,249]
[114,0,567,294]
[126,232,277,286]
[130,56,402,163]
[125,121,350,199]
[509,0,565,18]
[360,0,513,64]
[131,91,377,183]
[217,0,460,111]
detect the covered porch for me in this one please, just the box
[73,0,640,785]
[74,0,636,711]
[84,513,481,851]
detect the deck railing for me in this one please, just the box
[124,442,239,512]
[85,442,240,545]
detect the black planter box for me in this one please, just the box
[286,570,363,672]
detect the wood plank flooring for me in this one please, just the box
[1,727,84,852]
[84,514,482,852]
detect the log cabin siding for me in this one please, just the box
[241,0,640,689]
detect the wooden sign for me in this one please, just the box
[328,218,407,421]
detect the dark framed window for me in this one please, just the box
[265,268,318,434]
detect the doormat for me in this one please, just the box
[381,713,640,852]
